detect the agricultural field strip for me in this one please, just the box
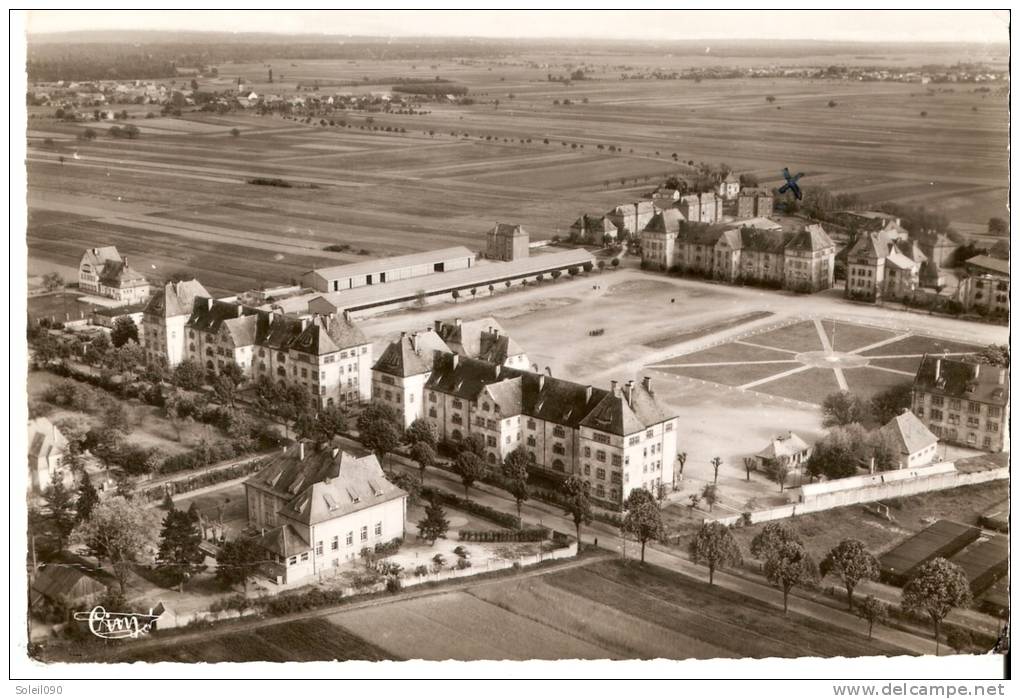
[550,567,851,658]
[465,578,734,660]
[27,157,243,185]
[329,592,611,660]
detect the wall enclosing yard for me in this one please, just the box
[715,461,1008,527]
[159,543,578,629]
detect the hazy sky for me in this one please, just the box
[25,10,1009,43]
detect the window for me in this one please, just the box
[553,425,566,438]
[931,396,944,407]
[452,414,463,425]
[475,416,486,427]
[596,450,606,462]
[360,526,368,541]
[429,392,437,403]
[527,419,536,430]
[527,436,536,447]
[486,419,497,430]
[949,399,961,411]
[665,422,673,432]
[583,464,590,476]
[288,556,297,566]
[300,552,309,562]
[983,436,993,449]
[988,406,1001,418]
[346,531,353,546]
[596,484,605,498]
[987,421,999,432]
[375,522,382,536]
[429,407,437,418]
[552,443,565,455]
[612,454,622,467]
[628,436,640,447]
[596,468,606,481]
[316,541,323,556]
[452,399,463,410]
[930,409,943,421]
[487,435,497,447]
[331,536,339,551]
[482,402,489,412]
[611,472,622,484]
[593,432,610,445]
[646,429,654,439]
[968,402,981,414]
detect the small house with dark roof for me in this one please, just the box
[755,432,812,472]
[244,443,407,585]
[911,355,1009,453]
[30,565,109,614]
[78,246,152,304]
[717,172,741,200]
[879,410,939,468]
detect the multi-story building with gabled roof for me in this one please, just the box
[374,335,679,508]
[911,355,1009,453]
[184,298,372,409]
[78,246,152,304]
[142,279,211,367]
[244,442,407,584]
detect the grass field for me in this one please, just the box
[649,317,984,405]
[26,56,1007,296]
[324,559,901,660]
[122,618,396,663]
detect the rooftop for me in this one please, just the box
[306,246,474,282]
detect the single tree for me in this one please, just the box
[501,446,531,523]
[623,488,663,563]
[356,403,403,469]
[560,475,593,547]
[689,520,742,584]
[172,359,206,391]
[110,316,139,348]
[822,391,869,427]
[453,451,486,498]
[676,451,687,479]
[416,500,450,544]
[750,522,802,562]
[75,474,100,523]
[230,127,241,137]
[410,441,436,485]
[987,217,1007,236]
[215,537,266,594]
[701,483,719,512]
[869,382,914,425]
[710,456,722,484]
[946,628,974,655]
[820,539,880,611]
[460,433,487,459]
[42,476,77,550]
[743,457,755,482]
[763,539,818,612]
[157,508,205,591]
[405,418,438,449]
[90,427,125,472]
[71,495,162,593]
[856,595,889,640]
[767,455,791,492]
[42,272,64,292]
[806,423,869,480]
[901,558,973,655]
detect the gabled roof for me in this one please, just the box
[98,260,148,287]
[965,255,1010,277]
[30,565,108,604]
[247,446,405,526]
[642,209,684,234]
[373,332,441,377]
[885,247,920,271]
[786,224,835,252]
[80,246,121,267]
[847,233,888,262]
[145,279,210,318]
[28,417,67,462]
[756,432,811,461]
[881,411,938,456]
[571,215,618,234]
[435,317,525,363]
[254,524,310,557]
[739,227,789,254]
[913,355,1009,406]
[490,223,528,238]
[483,377,523,416]
[307,247,473,282]
[723,172,739,183]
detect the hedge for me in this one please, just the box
[420,486,521,529]
[136,456,270,502]
[458,527,550,542]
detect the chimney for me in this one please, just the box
[585,385,592,402]
[298,442,305,460]
[934,359,941,381]
[625,380,635,407]
[455,318,462,327]
[332,447,340,458]
[642,376,653,394]
[451,354,459,369]
[610,380,618,396]
[410,332,419,353]
[973,363,981,380]
[342,310,352,322]
[237,305,244,317]
[538,375,545,392]
[300,317,310,331]
[122,256,128,267]
[207,298,214,310]
[998,369,1006,385]
[494,364,501,379]
[434,319,443,333]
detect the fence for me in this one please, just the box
[715,461,1008,527]
[159,543,577,629]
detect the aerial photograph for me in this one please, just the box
[13,8,1010,685]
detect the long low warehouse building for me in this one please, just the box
[302,246,475,293]
[278,248,596,319]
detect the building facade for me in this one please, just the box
[302,247,474,293]
[912,356,1009,453]
[142,279,211,367]
[737,189,774,219]
[185,298,372,409]
[606,201,657,239]
[486,223,530,261]
[245,444,407,585]
[28,417,72,495]
[845,232,924,302]
[717,173,741,200]
[879,410,939,469]
[569,215,619,246]
[78,246,152,304]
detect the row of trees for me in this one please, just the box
[687,522,973,651]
